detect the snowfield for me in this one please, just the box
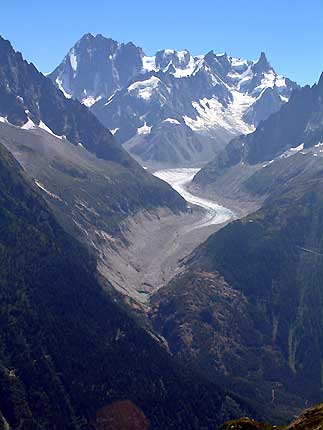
[153,168,234,228]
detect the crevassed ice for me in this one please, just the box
[183,92,255,135]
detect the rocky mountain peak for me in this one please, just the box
[80,32,95,40]
[204,49,215,61]
[317,71,323,92]
[49,33,144,103]
[203,50,231,80]
[252,51,272,74]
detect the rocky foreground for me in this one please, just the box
[222,403,323,430]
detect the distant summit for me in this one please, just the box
[50,33,144,105]
[252,52,272,73]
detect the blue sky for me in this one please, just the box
[1,0,322,85]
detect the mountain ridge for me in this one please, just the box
[0,34,189,310]
[0,33,186,216]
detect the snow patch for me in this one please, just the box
[69,48,78,73]
[262,160,274,168]
[142,55,157,72]
[39,121,64,140]
[290,143,304,152]
[82,95,102,107]
[275,76,286,87]
[137,122,152,135]
[104,90,118,106]
[253,71,276,94]
[21,116,65,140]
[21,118,36,130]
[173,56,196,78]
[163,118,181,125]
[280,143,304,159]
[35,180,63,201]
[128,76,160,101]
[56,78,72,99]
[231,57,249,70]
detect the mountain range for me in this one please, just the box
[1,30,323,430]
[49,33,298,167]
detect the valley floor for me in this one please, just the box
[99,168,238,305]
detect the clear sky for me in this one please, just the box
[1,0,322,85]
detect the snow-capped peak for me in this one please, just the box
[155,48,192,70]
[142,49,197,78]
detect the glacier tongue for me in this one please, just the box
[154,168,234,228]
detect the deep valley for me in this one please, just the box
[1,13,323,430]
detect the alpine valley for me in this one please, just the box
[1,26,323,430]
